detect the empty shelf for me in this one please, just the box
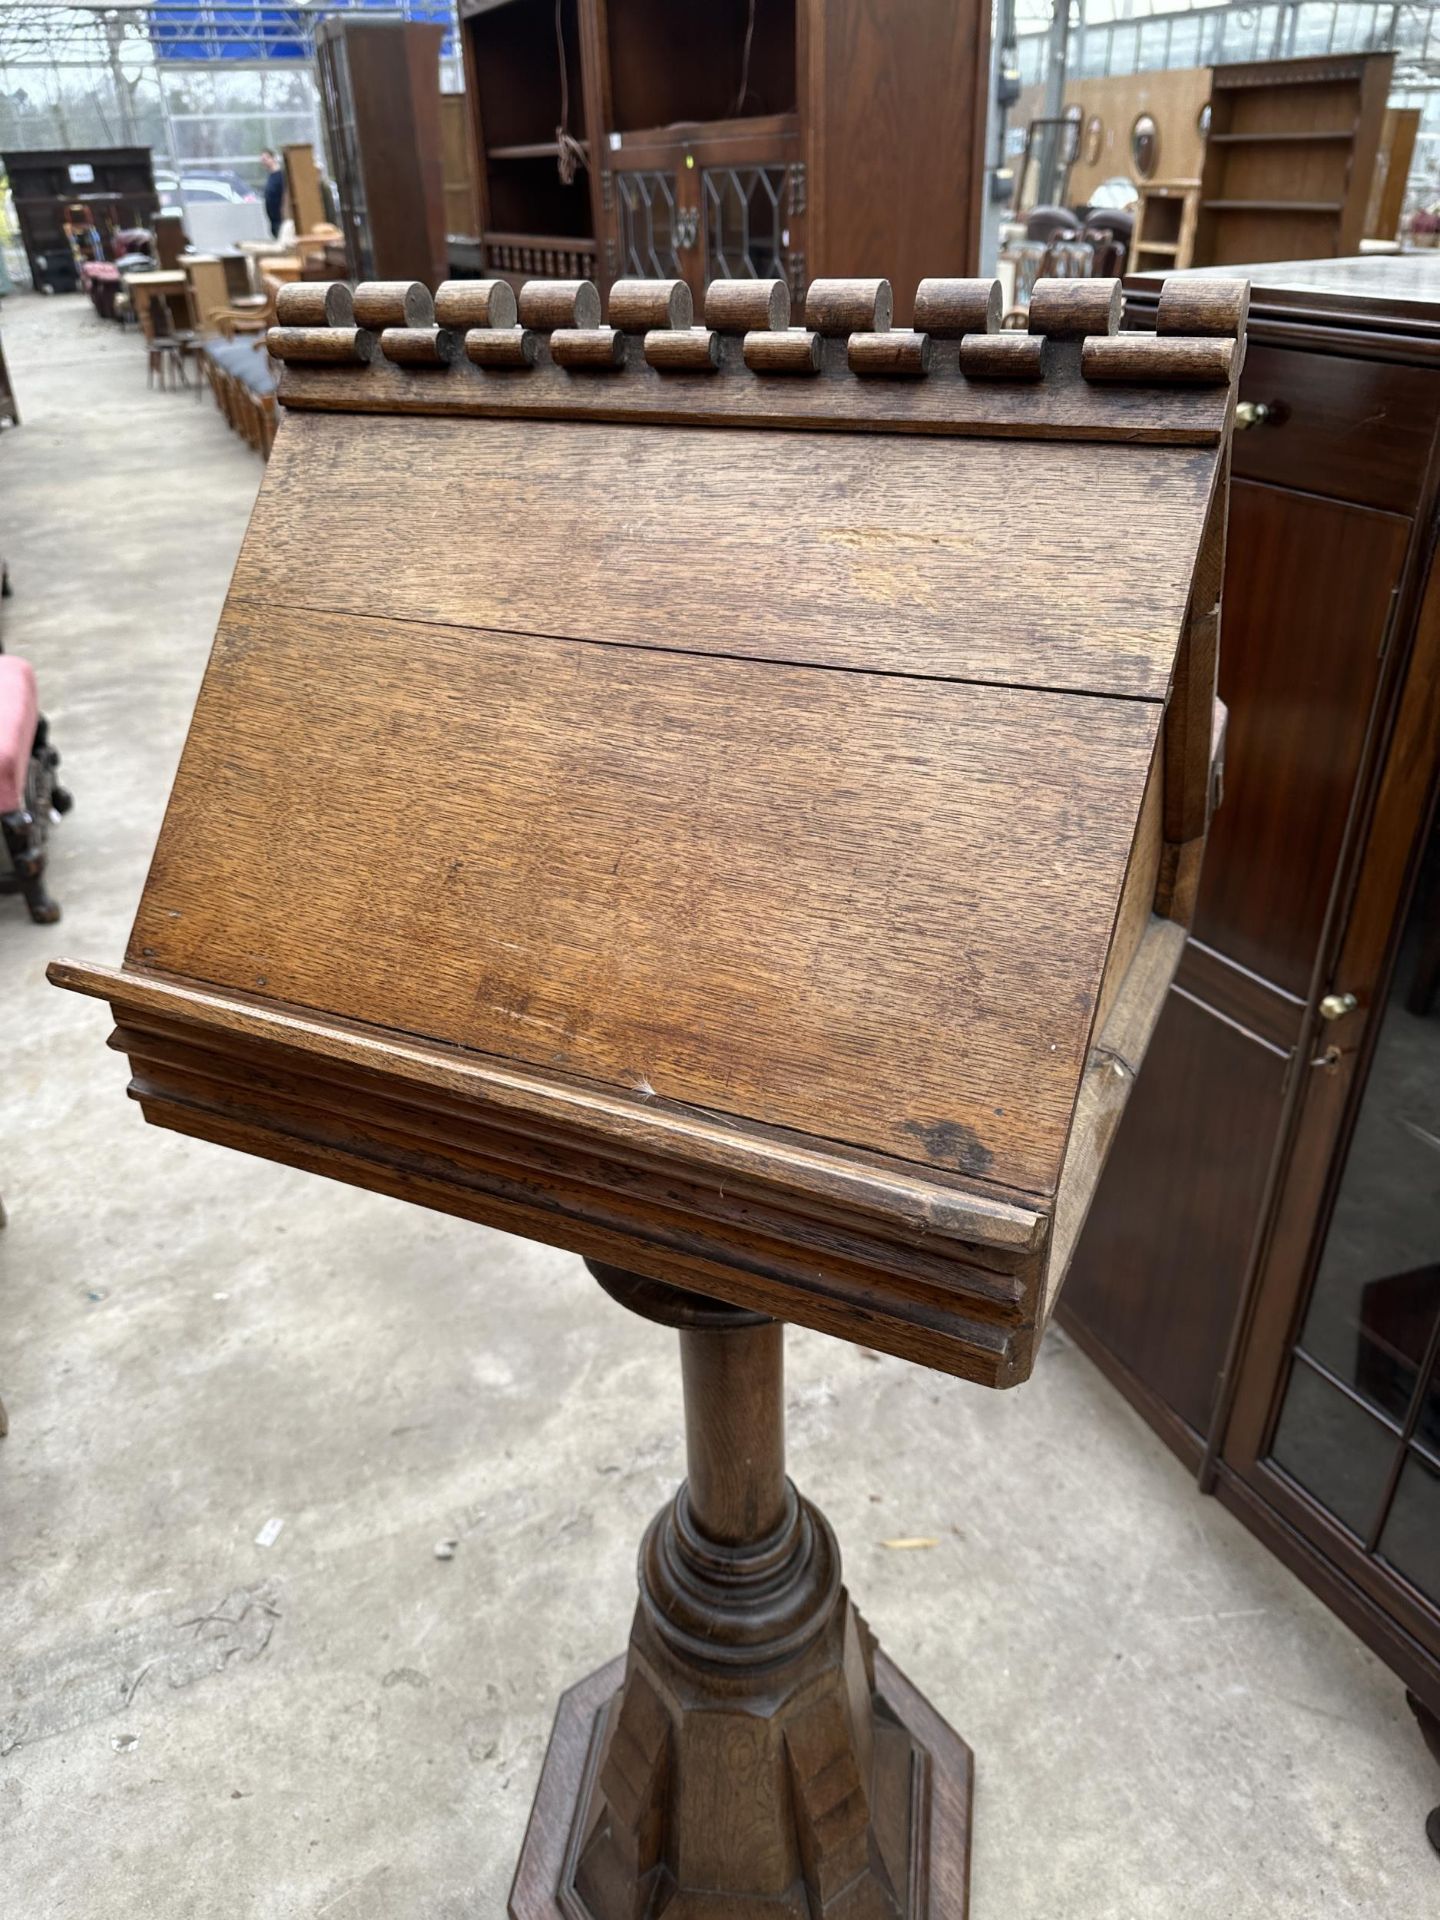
[1202,198,1344,213]
[1208,130,1355,145]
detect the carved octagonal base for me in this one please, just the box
[510,1271,973,1918]
[510,1632,972,1919]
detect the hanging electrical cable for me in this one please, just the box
[554,0,586,186]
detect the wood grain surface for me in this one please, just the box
[125,603,1158,1194]
[275,336,1232,446]
[234,411,1213,699]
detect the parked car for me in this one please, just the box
[154,168,259,208]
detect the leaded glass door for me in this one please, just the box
[1267,806,1440,1608]
[601,115,804,310]
[1225,611,1440,1688]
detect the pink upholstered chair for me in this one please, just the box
[0,653,71,924]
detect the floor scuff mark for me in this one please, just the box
[0,1580,281,1756]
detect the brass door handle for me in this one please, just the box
[1319,990,1358,1021]
[1234,400,1274,429]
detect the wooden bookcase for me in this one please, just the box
[314,18,448,287]
[457,0,991,320]
[1130,179,1201,274]
[1192,52,1393,266]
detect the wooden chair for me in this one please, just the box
[146,335,186,390]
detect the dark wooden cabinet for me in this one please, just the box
[314,18,448,288]
[457,0,990,314]
[2,147,157,294]
[1067,257,1440,1715]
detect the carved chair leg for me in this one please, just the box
[1,808,60,924]
[510,1264,974,1918]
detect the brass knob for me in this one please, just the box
[1319,991,1358,1021]
[1234,400,1272,430]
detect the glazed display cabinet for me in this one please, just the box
[1069,257,1440,1733]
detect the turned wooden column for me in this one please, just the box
[680,1314,787,1547]
[509,1265,974,1918]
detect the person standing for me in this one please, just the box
[261,149,284,238]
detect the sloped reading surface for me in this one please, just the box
[53,272,1247,1386]
[233,414,1215,700]
[129,604,1158,1196]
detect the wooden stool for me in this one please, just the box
[146,337,186,390]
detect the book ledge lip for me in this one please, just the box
[47,957,1049,1257]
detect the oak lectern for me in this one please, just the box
[53,265,1246,1916]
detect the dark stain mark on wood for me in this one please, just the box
[901,1119,995,1175]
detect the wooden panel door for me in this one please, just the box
[1191,479,1408,996]
[1060,980,1291,1438]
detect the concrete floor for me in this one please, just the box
[0,288,1434,1919]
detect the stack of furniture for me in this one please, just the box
[122,268,196,341]
[1015,52,1404,272]
[1192,52,1393,265]
[459,0,991,318]
[2,147,158,293]
[314,18,448,287]
[1070,253,1440,1778]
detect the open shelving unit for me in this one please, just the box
[1130,180,1201,273]
[457,0,991,319]
[1192,51,1393,266]
[460,0,598,284]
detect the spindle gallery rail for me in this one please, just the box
[264,272,1249,446]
